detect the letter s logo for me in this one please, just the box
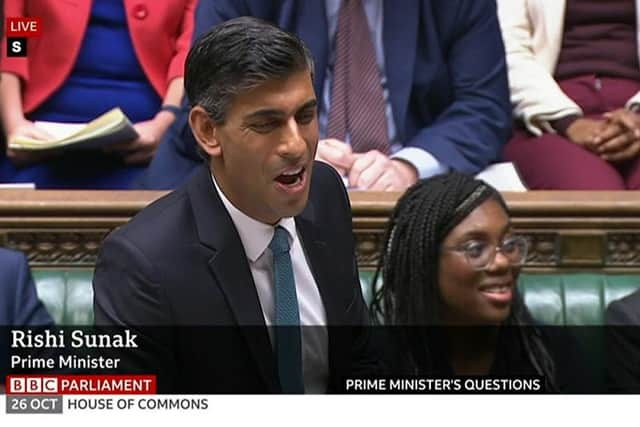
[7,38,27,57]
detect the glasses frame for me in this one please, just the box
[441,235,530,271]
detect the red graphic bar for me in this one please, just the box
[6,17,42,37]
[6,375,157,395]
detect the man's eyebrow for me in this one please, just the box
[243,99,318,121]
[296,99,318,112]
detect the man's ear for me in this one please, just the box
[189,106,222,158]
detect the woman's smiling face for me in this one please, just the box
[437,198,521,325]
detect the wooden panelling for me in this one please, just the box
[1,189,640,272]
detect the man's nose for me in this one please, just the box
[279,117,306,158]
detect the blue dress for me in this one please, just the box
[0,0,161,189]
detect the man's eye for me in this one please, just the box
[463,242,487,259]
[296,112,315,124]
[251,122,278,133]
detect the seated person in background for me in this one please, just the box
[1,247,54,389]
[498,0,640,189]
[136,0,511,191]
[0,247,53,326]
[93,17,377,393]
[606,289,640,392]
[371,173,589,392]
[0,0,196,189]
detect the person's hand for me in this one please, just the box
[105,111,174,164]
[314,138,355,176]
[594,109,640,162]
[5,118,54,166]
[565,118,606,152]
[347,150,418,191]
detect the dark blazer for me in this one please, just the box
[606,290,640,393]
[93,162,378,393]
[135,0,511,189]
[0,248,54,384]
[0,248,53,326]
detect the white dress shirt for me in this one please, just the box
[211,174,329,393]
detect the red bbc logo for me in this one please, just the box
[7,376,58,394]
[6,17,42,37]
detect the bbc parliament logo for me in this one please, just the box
[5,17,42,57]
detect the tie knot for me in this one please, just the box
[269,226,290,255]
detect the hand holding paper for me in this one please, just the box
[8,108,139,153]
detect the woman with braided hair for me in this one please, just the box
[371,172,590,392]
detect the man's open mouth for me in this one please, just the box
[275,166,305,186]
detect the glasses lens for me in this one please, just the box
[501,237,528,265]
[465,237,528,270]
[464,242,492,269]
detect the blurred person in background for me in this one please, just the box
[606,289,640,392]
[0,247,54,391]
[0,0,196,188]
[136,0,511,192]
[499,0,640,189]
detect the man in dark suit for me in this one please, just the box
[1,248,54,389]
[606,290,640,393]
[93,17,377,393]
[0,248,53,326]
[136,0,511,191]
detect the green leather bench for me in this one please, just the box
[33,269,640,327]
[360,272,640,326]
[33,269,95,325]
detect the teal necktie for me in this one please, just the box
[269,226,304,394]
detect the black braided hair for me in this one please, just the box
[370,172,557,390]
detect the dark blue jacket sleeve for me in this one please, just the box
[409,0,512,173]
[0,249,54,326]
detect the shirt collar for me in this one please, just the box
[211,173,296,262]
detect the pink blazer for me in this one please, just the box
[1,0,197,113]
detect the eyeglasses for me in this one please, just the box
[442,235,529,271]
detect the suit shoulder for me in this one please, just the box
[310,161,347,196]
[310,161,351,209]
[0,247,26,267]
[106,187,195,254]
[0,248,28,287]
[607,290,640,324]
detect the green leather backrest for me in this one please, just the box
[33,269,640,326]
[358,271,640,326]
[518,274,640,326]
[33,269,94,325]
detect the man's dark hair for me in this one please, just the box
[370,172,557,390]
[184,16,315,124]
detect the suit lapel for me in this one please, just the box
[186,167,279,392]
[382,0,419,140]
[295,201,344,326]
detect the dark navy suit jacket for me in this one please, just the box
[95,162,379,393]
[0,248,53,326]
[136,0,511,189]
[1,248,54,384]
[606,290,640,393]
